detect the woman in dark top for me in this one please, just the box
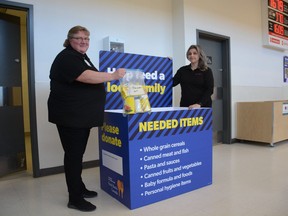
[48,26,125,212]
[173,45,214,109]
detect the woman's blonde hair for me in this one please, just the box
[63,25,90,47]
[186,45,208,71]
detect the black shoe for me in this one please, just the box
[67,199,96,212]
[83,189,98,198]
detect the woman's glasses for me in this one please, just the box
[71,37,90,42]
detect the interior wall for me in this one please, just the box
[4,0,288,170]
[180,0,288,138]
[7,0,173,169]
[171,0,185,107]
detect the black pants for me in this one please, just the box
[56,125,91,201]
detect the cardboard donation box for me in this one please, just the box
[98,107,213,209]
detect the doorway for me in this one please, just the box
[0,11,26,177]
[0,1,39,177]
[197,30,232,144]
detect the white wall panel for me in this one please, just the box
[5,0,288,169]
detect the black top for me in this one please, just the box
[48,46,106,128]
[173,65,214,107]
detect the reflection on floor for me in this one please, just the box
[0,142,288,216]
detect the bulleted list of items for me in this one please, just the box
[138,141,202,196]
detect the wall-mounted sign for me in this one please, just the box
[284,56,288,82]
[283,102,288,115]
[207,56,212,65]
[262,0,288,50]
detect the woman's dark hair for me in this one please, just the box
[186,45,208,71]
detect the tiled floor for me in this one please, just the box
[1,142,288,216]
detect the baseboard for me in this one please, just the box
[230,138,238,143]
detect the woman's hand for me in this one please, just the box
[112,68,126,80]
[188,104,201,109]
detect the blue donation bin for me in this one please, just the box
[98,107,212,209]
